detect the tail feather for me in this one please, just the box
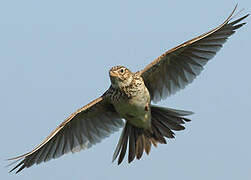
[117,126,129,164]
[113,106,193,165]
[153,106,194,117]
[112,126,126,162]
[153,117,175,138]
[128,126,136,162]
[142,135,151,155]
[153,111,185,131]
[135,135,144,159]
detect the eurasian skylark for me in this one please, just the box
[8,6,248,173]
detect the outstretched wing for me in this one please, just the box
[140,6,249,103]
[8,96,124,173]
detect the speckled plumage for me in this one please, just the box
[106,68,151,129]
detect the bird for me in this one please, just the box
[8,5,248,173]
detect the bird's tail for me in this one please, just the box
[112,105,193,164]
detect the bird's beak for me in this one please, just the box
[109,71,118,77]
[109,71,118,85]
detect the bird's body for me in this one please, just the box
[8,5,249,174]
[106,69,151,129]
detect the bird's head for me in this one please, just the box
[109,66,133,88]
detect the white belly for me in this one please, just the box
[114,87,151,129]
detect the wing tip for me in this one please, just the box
[7,153,29,174]
[8,159,26,174]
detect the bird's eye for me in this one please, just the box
[120,68,124,73]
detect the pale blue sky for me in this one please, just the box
[1,0,250,180]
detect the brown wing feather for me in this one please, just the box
[8,96,124,173]
[140,5,249,102]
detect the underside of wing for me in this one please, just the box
[141,5,249,103]
[8,96,124,173]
